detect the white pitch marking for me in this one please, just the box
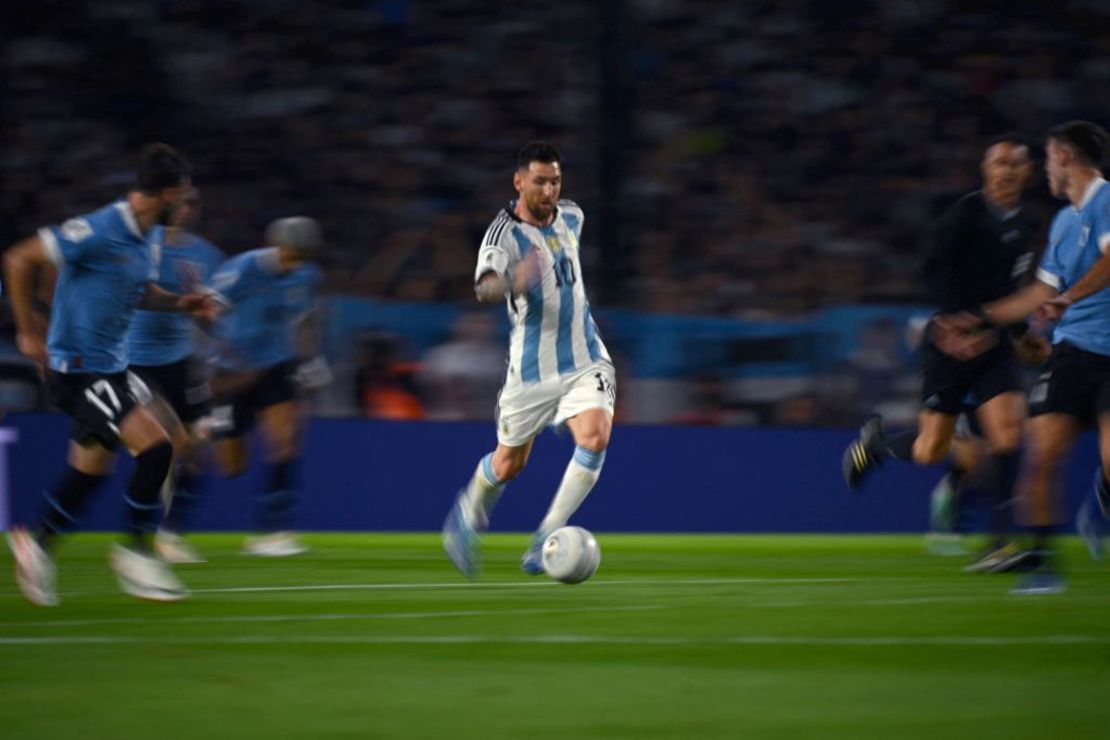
[1,634,1107,647]
[189,576,859,595]
[6,604,660,629]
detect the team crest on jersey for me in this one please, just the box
[545,234,562,255]
[1080,224,1090,245]
[61,218,93,243]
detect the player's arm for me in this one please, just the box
[140,282,217,316]
[292,301,332,389]
[474,244,538,302]
[980,280,1058,326]
[2,234,53,365]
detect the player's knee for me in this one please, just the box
[575,427,610,453]
[912,436,949,465]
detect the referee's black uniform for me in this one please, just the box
[920,191,1038,415]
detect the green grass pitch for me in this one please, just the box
[2,533,1108,739]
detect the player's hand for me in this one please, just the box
[178,292,220,324]
[932,316,997,361]
[16,331,47,370]
[1015,331,1052,366]
[511,248,543,296]
[1034,294,1072,327]
[295,356,333,390]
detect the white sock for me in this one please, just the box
[462,453,504,529]
[538,447,606,534]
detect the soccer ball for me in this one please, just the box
[542,526,601,584]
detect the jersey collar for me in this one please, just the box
[1076,177,1108,211]
[114,201,143,239]
[505,200,559,229]
[981,191,1022,222]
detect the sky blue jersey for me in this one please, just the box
[40,200,156,374]
[208,248,321,371]
[1037,178,1110,356]
[127,229,224,367]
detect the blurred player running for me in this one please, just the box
[843,136,1038,572]
[934,121,1110,593]
[207,217,327,557]
[442,141,616,577]
[4,143,215,605]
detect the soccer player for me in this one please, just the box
[442,141,616,577]
[842,136,1038,571]
[126,186,225,564]
[4,143,213,605]
[206,216,325,557]
[934,120,1110,593]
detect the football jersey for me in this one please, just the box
[39,200,156,374]
[208,247,321,370]
[127,229,224,367]
[1037,177,1110,356]
[475,199,610,386]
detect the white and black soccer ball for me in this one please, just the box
[542,526,601,584]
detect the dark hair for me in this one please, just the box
[987,132,1032,152]
[1047,120,1109,168]
[516,140,561,170]
[136,143,191,194]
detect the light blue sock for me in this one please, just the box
[462,453,504,529]
[539,446,606,533]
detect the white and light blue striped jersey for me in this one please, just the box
[475,200,610,386]
[127,229,225,367]
[39,200,156,374]
[1037,177,1110,356]
[207,247,321,371]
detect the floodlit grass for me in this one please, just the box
[1,533,1108,739]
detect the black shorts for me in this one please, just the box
[210,360,300,439]
[129,358,211,424]
[921,331,1022,416]
[1028,342,1110,424]
[45,369,153,449]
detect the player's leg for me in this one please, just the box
[1077,406,1110,560]
[972,390,1025,552]
[443,440,536,578]
[142,361,211,563]
[8,370,119,606]
[247,398,308,556]
[1011,412,1076,593]
[7,438,116,607]
[519,407,613,575]
[843,408,959,490]
[106,386,189,602]
[844,334,971,489]
[443,380,554,577]
[520,364,616,574]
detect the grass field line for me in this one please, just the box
[4,604,661,629]
[189,576,861,594]
[2,633,1108,647]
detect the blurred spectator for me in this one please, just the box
[419,311,504,421]
[354,332,425,420]
[4,0,1108,426]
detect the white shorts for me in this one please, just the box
[496,361,616,447]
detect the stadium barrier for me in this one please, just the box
[0,414,1097,533]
